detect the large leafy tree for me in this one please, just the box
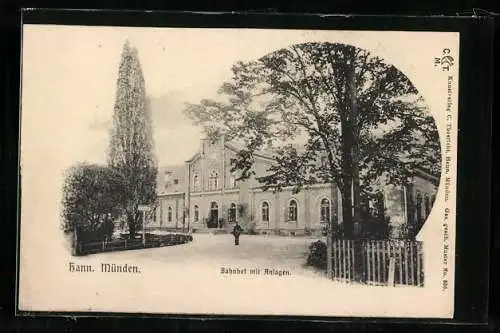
[108,40,157,238]
[184,42,440,239]
[61,163,126,248]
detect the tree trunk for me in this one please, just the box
[127,211,138,239]
[348,48,364,283]
[340,117,354,239]
[349,59,362,238]
[340,185,353,238]
[72,225,79,256]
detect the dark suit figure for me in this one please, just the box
[232,223,243,245]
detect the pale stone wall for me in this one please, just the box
[157,137,438,240]
[249,184,335,235]
[188,191,240,228]
[411,175,438,219]
[382,185,406,238]
[381,173,438,238]
[153,194,185,228]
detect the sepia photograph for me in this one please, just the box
[18,25,458,318]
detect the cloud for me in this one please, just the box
[149,91,198,131]
[88,118,110,131]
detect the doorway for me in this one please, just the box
[208,202,218,228]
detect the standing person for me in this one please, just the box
[232,222,243,246]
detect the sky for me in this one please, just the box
[21,25,453,171]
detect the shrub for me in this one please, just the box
[305,240,327,270]
[62,163,125,248]
[244,220,257,235]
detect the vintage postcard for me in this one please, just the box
[18,24,459,318]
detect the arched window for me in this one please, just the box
[228,203,237,222]
[193,174,200,191]
[424,193,431,218]
[193,205,199,222]
[168,206,172,222]
[288,200,298,222]
[209,170,219,190]
[262,202,269,222]
[416,191,422,223]
[320,198,330,223]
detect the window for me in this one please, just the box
[375,192,385,220]
[193,205,199,222]
[209,170,219,190]
[288,200,298,222]
[173,179,179,185]
[416,191,422,223]
[424,193,431,218]
[168,206,172,222]
[228,203,237,222]
[320,156,328,167]
[193,174,200,191]
[262,202,269,222]
[320,198,330,223]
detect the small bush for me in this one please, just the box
[305,240,327,270]
[244,221,257,235]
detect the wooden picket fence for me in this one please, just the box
[331,239,424,287]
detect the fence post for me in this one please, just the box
[332,238,336,280]
[417,242,423,286]
[326,223,333,280]
[142,210,146,247]
[375,241,380,284]
[366,240,371,283]
[388,256,396,287]
[398,242,403,285]
[353,239,365,283]
[410,241,415,285]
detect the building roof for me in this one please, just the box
[160,138,440,190]
[157,164,186,194]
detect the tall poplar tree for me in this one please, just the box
[108,40,157,238]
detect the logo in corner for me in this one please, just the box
[434,48,455,71]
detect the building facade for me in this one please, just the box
[151,136,439,238]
